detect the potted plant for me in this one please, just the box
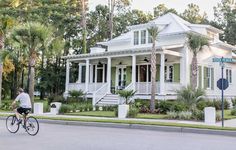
[117,90,136,118]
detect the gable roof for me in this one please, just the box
[100,13,223,46]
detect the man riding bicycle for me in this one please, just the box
[12,88,32,124]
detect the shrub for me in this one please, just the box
[216,112,222,121]
[212,99,230,110]
[171,102,187,112]
[47,94,65,104]
[0,101,12,111]
[127,106,139,118]
[117,90,135,104]
[139,105,150,113]
[158,101,173,114]
[231,109,236,116]
[192,109,204,120]
[68,90,84,102]
[196,101,208,111]
[231,98,236,107]
[59,104,73,114]
[177,86,205,109]
[178,111,192,120]
[167,111,178,119]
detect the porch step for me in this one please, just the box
[96,94,119,106]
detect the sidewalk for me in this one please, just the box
[1,112,235,127]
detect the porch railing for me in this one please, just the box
[92,83,108,107]
[124,82,135,91]
[68,83,105,93]
[68,83,85,92]
[135,82,181,94]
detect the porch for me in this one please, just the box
[64,45,189,105]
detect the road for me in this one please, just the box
[0,120,235,150]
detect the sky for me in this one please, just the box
[89,0,222,20]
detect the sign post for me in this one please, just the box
[213,57,232,127]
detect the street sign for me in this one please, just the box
[213,58,236,63]
[217,78,229,90]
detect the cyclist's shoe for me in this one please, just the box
[17,119,22,125]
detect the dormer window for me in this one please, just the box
[134,31,139,45]
[141,30,146,44]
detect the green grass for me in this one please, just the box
[65,111,115,117]
[137,113,167,119]
[224,110,236,120]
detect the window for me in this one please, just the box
[134,31,139,45]
[148,32,153,43]
[165,65,173,82]
[206,67,214,89]
[141,30,146,44]
[226,69,232,84]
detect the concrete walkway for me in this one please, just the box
[2,112,236,127]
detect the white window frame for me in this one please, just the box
[206,67,213,89]
[226,68,232,84]
[134,31,139,45]
[141,30,146,44]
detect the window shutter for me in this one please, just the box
[173,63,180,82]
[211,68,214,90]
[204,67,208,89]
[198,66,202,88]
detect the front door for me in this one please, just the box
[116,66,127,90]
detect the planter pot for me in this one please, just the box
[118,105,129,119]
[50,102,62,115]
[204,107,216,125]
[34,103,43,114]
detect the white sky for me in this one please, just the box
[89,0,222,20]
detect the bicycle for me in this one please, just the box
[6,109,39,136]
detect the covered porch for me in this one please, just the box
[64,45,189,100]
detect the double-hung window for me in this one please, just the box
[141,30,146,44]
[226,69,232,84]
[134,31,139,45]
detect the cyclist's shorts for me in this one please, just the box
[17,107,31,115]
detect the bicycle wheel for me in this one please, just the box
[6,115,20,133]
[25,116,39,136]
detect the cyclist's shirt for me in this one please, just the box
[15,92,32,108]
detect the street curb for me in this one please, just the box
[1,116,236,137]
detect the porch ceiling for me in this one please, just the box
[62,44,184,61]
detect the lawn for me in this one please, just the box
[65,111,116,117]
[65,111,168,119]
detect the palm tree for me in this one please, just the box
[11,22,54,107]
[187,33,209,89]
[148,25,159,113]
[80,0,88,54]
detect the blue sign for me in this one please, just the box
[213,58,236,63]
[217,78,229,90]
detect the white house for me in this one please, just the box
[62,13,236,107]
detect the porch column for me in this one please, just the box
[107,57,111,93]
[180,46,190,86]
[201,65,204,89]
[85,59,90,93]
[65,59,70,93]
[90,64,93,83]
[132,55,136,91]
[78,64,82,83]
[160,53,165,95]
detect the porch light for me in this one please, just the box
[119,62,122,65]
[144,57,149,62]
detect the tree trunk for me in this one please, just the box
[0,33,4,105]
[81,0,87,53]
[29,54,36,110]
[108,0,115,40]
[150,40,157,113]
[191,55,198,89]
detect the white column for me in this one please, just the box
[102,64,105,83]
[78,64,82,83]
[107,57,111,93]
[201,65,204,89]
[160,53,165,95]
[85,59,90,93]
[180,46,190,87]
[65,60,70,92]
[132,55,136,91]
[90,64,93,83]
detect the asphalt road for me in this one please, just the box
[0,120,236,150]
